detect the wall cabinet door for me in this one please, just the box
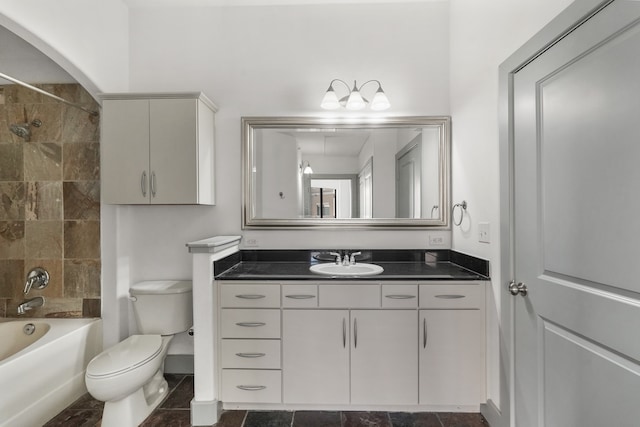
[419,309,485,406]
[101,93,215,205]
[282,310,349,404]
[350,310,418,405]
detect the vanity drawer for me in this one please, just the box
[221,309,281,338]
[221,369,282,403]
[282,284,318,308]
[220,284,280,308]
[382,284,418,308]
[319,284,380,308]
[221,339,281,369]
[419,284,484,309]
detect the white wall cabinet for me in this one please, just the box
[101,92,217,205]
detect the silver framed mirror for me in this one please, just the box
[242,116,450,229]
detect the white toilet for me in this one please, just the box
[85,280,193,427]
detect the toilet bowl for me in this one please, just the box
[85,280,192,427]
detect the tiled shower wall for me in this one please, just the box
[0,84,100,318]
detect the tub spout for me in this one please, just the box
[17,296,45,315]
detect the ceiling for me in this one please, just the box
[0,25,76,85]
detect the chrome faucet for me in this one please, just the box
[17,296,45,315]
[24,267,49,294]
[349,252,362,265]
[329,252,342,265]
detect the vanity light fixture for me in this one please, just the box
[300,161,314,174]
[321,79,390,111]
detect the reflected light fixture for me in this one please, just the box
[321,79,390,111]
[300,161,314,174]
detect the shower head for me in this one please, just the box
[9,123,31,141]
[8,119,41,142]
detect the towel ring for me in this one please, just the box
[452,201,467,226]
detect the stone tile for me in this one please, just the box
[19,103,63,143]
[82,298,101,317]
[43,408,102,427]
[62,104,100,143]
[293,411,342,427]
[0,298,6,317]
[164,374,187,391]
[390,412,443,427]
[64,220,100,259]
[342,411,392,427]
[244,411,293,427]
[0,182,25,219]
[25,181,63,220]
[0,221,25,259]
[63,143,99,181]
[438,413,487,427]
[216,410,247,427]
[25,220,63,258]
[0,144,23,181]
[69,393,104,411]
[0,259,24,298]
[161,375,194,409]
[24,259,63,298]
[5,85,42,104]
[64,181,100,220]
[140,409,191,427]
[64,259,101,298]
[24,142,62,181]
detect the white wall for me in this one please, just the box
[0,0,130,95]
[449,0,573,415]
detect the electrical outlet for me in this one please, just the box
[478,222,490,243]
[245,238,259,247]
[429,235,445,245]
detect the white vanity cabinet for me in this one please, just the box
[419,284,486,407]
[101,92,217,205]
[218,280,485,410]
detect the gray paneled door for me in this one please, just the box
[513,1,640,426]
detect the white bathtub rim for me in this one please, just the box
[0,318,100,366]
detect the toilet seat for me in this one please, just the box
[86,335,162,379]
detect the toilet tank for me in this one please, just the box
[129,281,193,335]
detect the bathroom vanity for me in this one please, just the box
[187,237,489,426]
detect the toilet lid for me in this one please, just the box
[86,335,162,378]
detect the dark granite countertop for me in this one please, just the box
[214,250,489,281]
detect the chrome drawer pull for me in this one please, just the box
[237,385,266,391]
[385,294,416,299]
[235,322,266,327]
[435,294,465,299]
[236,352,266,358]
[235,294,266,299]
[423,317,427,348]
[285,294,316,299]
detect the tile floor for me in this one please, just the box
[45,374,489,427]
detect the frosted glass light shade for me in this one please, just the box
[321,89,340,109]
[345,90,366,110]
[370,89,390,111]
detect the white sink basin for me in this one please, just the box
[309,263,384,277]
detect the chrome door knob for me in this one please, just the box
[509,281,528,297]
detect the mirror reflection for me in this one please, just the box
[242,117,450,229]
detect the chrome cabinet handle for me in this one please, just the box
[435,294,465,299]
[342,318,346,348]
[235,294,265,299]
[385,294,416,299]
[237,385,266,391]
[141,171,147,197]
[236,352,266,358]
[353,318,358,349]
[150,171,156,197]
[235,322,266,327]
[423,317,427,348]
[285,294,315,299]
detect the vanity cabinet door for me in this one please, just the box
[419,309,485,406]
[350,310,418,405]
[282,310,350,404]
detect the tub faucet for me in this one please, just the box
[17,296,45,315]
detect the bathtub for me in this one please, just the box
[0,318,102,427]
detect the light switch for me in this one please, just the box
[478,222,490,243]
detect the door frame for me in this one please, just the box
[496,1,614,426]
